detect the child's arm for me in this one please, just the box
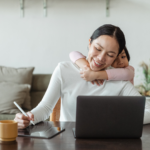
[69,51,108,81]
[69,52,134,84]
[80,66,108,81]
[69,51,89,69]
[80,66,134,83]
[105,66,134,81]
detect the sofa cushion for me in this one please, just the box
[30,91,45,109]
[0,82,30,114]
[0,66,34,84]
[0,65,34,110]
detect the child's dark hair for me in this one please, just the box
[124,46,130,61]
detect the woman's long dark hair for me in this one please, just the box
[90,24,126,55]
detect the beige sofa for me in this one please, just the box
[0,74,51,120]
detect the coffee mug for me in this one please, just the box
[0,120,18,142]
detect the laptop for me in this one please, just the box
[72,96,145,138]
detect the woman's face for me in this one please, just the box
[87,35,119,71]
[111,50,129,68]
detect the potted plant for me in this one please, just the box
[135,60,150,96]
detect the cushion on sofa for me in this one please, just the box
[0,74,52,120]
[0,82,30,114]
[0,66,34,110]
[0,66,34,84]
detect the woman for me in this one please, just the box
[14,24,150,129]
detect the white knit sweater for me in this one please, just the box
[31,61,150,124]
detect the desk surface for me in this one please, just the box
[0,121,150,150]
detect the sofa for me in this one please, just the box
[0,74,51,121]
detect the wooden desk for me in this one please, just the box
[0,121,150,150]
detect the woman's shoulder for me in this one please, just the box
[56,61,80,81]
[56,61,78,71]
[57,61,74,68]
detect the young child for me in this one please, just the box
[69,47,134,85]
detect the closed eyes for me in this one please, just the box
[95,47,114,58]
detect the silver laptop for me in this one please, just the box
[73,96,145,138]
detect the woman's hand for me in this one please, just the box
[14,112,34,129]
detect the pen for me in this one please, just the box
[13,101,35,125]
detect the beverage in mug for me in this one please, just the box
[0,120,18,142]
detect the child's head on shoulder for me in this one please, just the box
[112,46,130,68]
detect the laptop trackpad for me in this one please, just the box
[72,128,76,138]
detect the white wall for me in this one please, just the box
[0,0,150,85]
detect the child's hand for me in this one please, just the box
[91,80,104,86]
[80,65,97,81]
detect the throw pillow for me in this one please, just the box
[0,66,34,110]
[0,82,30,113]
[0,66,34,84]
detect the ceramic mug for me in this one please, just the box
[0,120,18,142]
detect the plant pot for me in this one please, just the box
[145,90,150,96]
